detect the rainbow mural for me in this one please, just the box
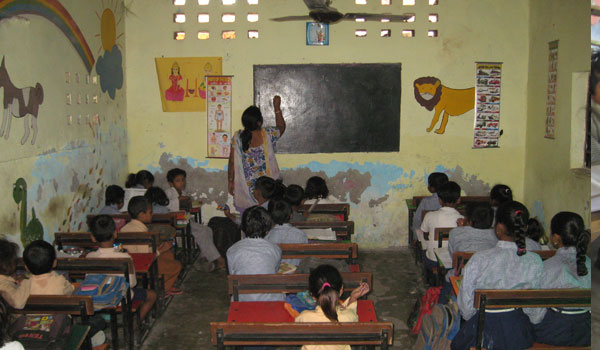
[0,0,95,72]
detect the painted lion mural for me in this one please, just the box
[413,76,475,134]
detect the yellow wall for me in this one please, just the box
[0,0,128,249]
[524,0,590,230]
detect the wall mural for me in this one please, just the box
[0,0,95,72]
[95,5,123,99]
[0,57,44,145]
[13,178,43,247]
[413,76,475,134]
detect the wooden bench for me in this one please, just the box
[55,231,160,253]
[472,289,591,350]
[297,203,350,221]
[210,322,393,349]
[228,272,372,302]
[291,221,355,241]
[452,250,557,276]
[11,295,96,350]
[279,242,358,263]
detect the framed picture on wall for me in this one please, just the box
[306,22,329,46]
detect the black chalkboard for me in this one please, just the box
[253,64,401,153]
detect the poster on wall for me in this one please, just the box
[155,57,222,112]
[545,40,558,139]
[473,62,502,148]
[206,76,233,158]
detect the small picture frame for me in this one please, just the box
[66,93,72,105]
[306,22,329,46]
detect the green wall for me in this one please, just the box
[0,0,128,249]
[524,0,590,231]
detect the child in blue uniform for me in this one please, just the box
[533,212,591,347]
[453,201,543,350]
[413,172,448,234]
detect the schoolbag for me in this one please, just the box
[415,297,461,350]
[10,314,70,350]
[208,216,241,257]
[74,274,128,310]
[409,286,441,335]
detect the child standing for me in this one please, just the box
[120,197,182,295]
[99,185,125,215]
[413,172,449,235]
[165,168,226,271]
[0,239,30,309]
[226,206,283,301]
[453,201,543,350]
[533,212,591,347]
[266,199,308,265]
[23,240,73,295]
[419,181,464,268]
[295,264,370,350]
[87,215,157,321]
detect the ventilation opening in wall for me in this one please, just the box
[248,0,258,4]
[198,13,210,22]
[198,31,210,39]
[381,0,391,5]
[427,29,438,37]
[429,0,438,5]
[403,0,415,5]
[222,30,236,39]
[355,17,365,22]
[381,18,390,22]
[381,29,391,37]
[355,29,367,37]
[222,13,235,22]
[248,30,259,38]
[222,0,235,4]
[174,13,186,23]
[198,0,209,4]
[406,14,415,22]
[428,14,438,22]
[355,0,367,4]
[175,31,186,40]
[402,29,414,37]
[174,0,185,5]
[247,13,259,22]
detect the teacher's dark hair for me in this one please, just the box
[241,106,263,152]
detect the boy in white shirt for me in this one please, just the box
[419,181,463,272]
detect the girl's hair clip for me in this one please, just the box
[514,210,523,216]
[517,248,527,254]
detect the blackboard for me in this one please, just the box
[253,64,401,153]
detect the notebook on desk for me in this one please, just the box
[434,247,452,267]
[303,228,337,241]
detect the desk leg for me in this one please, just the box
[408,209,414,245]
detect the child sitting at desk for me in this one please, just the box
[266,199,308,265]
[303,176,339,205]
[99,185,125,215]
[120,196,183,296]
[125,170,154,189]
[164,168,226,272]
[295,264,370,350]
[284,184,306,222]
[419,181,463,271]
[87,215,157,321]
[453,201,543,350]
[227,206,283,301]
[144,187,170,214]
[23,240,73,295]
[532,212,591,347]
[448,202,497,258]
[413,172,448,235]
[0,239,30,309]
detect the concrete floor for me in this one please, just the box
[140,248,425,349]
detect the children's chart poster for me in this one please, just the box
[155,57,222,112]
[473,62,502,148]
[545,41,558,139]
[206,76,232,158]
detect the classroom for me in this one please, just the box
[0,0,593,349]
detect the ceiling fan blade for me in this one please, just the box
[343,13,413,22]
[270,15,313,22]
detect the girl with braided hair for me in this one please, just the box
[295,265,370,350]
[453,201,544,350]
[532,212,591,347]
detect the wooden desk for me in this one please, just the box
[65,324,91,350]
[226,300,377,323]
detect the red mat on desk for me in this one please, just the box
[227,300,377,323]
[130,253,156,273]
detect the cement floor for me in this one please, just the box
[140,248,425,349]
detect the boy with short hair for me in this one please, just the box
[266,199,308,265]
[0,239,30,309]
[413,172,449,236]
[165,168,191,212]
[99,185,125,215]
[420,181,464,268]
[87,215,157,320]
[23,240,74,295]
[120,197,182,295]
[284,184,306,222]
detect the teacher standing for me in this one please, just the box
[228,95,286,211]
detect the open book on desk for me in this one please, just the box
[433,247,452,268]
[303,228,337,241]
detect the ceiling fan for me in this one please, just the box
[271,0,412,24]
